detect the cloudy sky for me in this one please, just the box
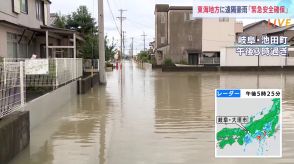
[51,0,256,54]
[51,0,196,54]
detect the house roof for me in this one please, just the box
[169,6,192,10]
[155,4,169,12]
[0,20,84,41]
[243,20,277,31]
[0,20,29,29]
[264,24,294,34]
[155,4,192,12]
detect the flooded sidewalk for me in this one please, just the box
[10,61,294,164]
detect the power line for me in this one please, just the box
[127,18,154,29]
[141,32,147,51]
[106,0,120,35]
[125,21,154,31]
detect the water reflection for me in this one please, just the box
[10,62,294,164]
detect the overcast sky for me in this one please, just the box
[51,0,196,54]
[51,0,257,54]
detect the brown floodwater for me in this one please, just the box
[10,61,294,164]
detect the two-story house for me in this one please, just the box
[0,0,82,59]
[154,4,243,66]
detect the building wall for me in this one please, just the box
[0,24,33,58]
[25,81,77,130]
[0,26,7,57]
[202,18,236,52]
[221,47,291,67]
[155,11,168,49]
[259,56,286,66]
[168,10,202,63]
[156,45,169,64]
[0,0,50,28]
[220,47,258,66]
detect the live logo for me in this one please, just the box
[268,19,292,28]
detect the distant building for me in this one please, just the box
[265,24,294,57]
[239,20,277,37]
[221,23,294,67]
[0,0,83,59]
[154,4,243,65]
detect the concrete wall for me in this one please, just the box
[25,81,77,130]
[155,45,169,64]
[155,4,169,49]
[259,56,286,66]
[0,111,30,164]
[168,10,202,63]
[221,47,292,67]
[221,47,258,66]
[0,0,50,28]
[220,48,258,66]
[155,12,168,48]
[202,18,235,52]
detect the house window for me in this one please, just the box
[7,33,28,58]
[184,12,193,21]
[36,0,44,21]
[188,35,193,41]
[13,0,20,13]
[20,0,28,14]
[219,17,229,22]
[161,37,166,44]
[7,33,18,58]
[19,41,28,58]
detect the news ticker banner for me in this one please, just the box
[216,89,282,98]
[215,89,282,157]
[193,0,294,18]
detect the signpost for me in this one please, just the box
[25,59,49,75]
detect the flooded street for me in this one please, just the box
[10,61,294,164]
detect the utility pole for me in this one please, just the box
[117,9,126,57]
[131,37,134,58]
[98,0,106,84]
[141,32,147,51]
[122,31,126,58]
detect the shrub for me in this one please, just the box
[137,51,150,63]
[163,58,174,66]
[178,60,188,65]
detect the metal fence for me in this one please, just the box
[0,62,25,118]
[0,58,82,118]
[55,58,83,86]
[4,58,83,87]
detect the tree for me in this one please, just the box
[105,36,116,61]
[66,6,97,35]
[53,13,67,29]
[137,51,150,63]
[53,6,116,60]
[79,34,99,59]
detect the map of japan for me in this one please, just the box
[215,90,282,158]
